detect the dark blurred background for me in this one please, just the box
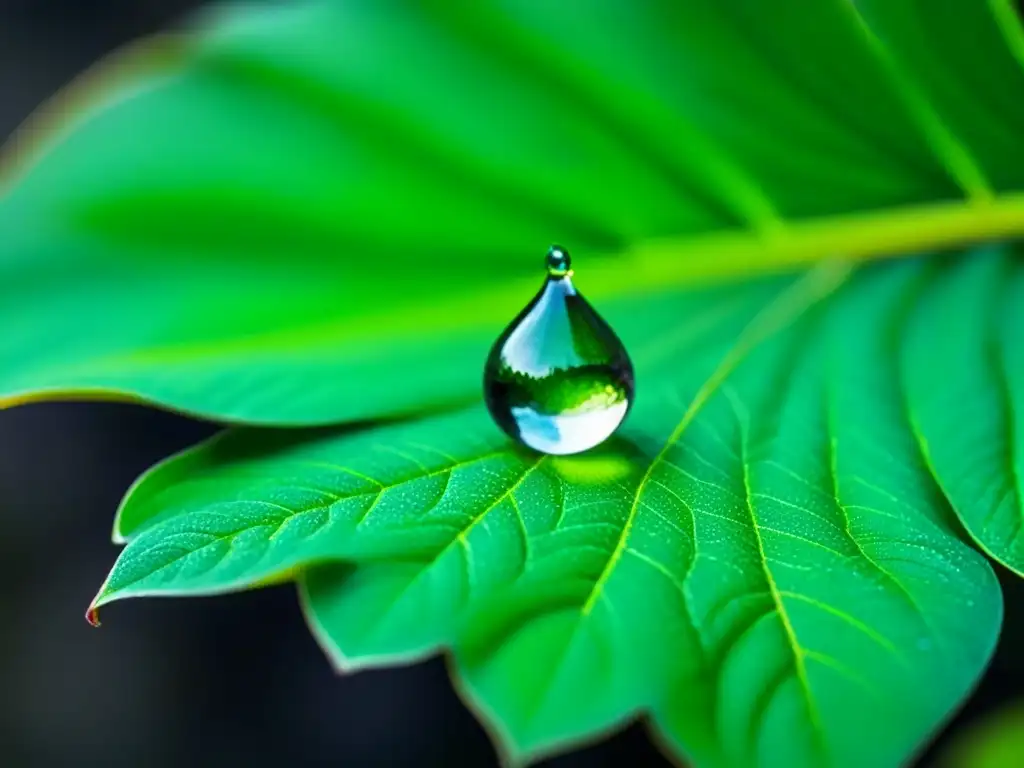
[1,3,1022,766]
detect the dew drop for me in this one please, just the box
[484,245,635,455]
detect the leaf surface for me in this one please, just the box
[3,0,1024,424]
[7,0,1024,763]
[93,255,1005,767]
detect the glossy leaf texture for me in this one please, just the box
[92,251,1019,766]
[8,0,1024,764]
[4,0,1024,425]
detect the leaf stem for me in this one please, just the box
[586,193,1024,296]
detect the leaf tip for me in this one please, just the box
[85,605,102,628]
[85,584,111,627]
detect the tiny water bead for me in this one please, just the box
[546,245,572,277]
[483,245,635,455]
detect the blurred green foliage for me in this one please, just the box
[940,702,1024,768]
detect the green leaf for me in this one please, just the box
[9,0,1024,763]
[92,255,1004,766]
[900,253,1024,575]
[4,0,1024,425]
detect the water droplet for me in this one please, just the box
[546,245,572,277]
[484,245,634,455]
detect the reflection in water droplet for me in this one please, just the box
[484,245,634,455]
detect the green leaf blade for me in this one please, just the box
[94,257,1002,766]
[900,245,1024,574]
[855,0,1024,195]
[7,0,1022,763]
[5,1,1024,422]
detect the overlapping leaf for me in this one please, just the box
[5,1,1024,765]
[92,250,1017,766]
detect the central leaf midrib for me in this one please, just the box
[728,389,828,761]
[615,192,1024,294]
